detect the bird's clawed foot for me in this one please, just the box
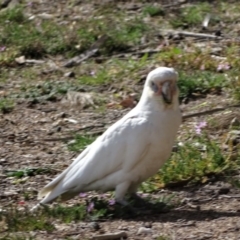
[30,203,49,212]
[115,194,150,215]
[129,193,150,208]
[115,198,140,215]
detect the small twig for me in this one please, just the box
[62,231,84,237]
[25,59,45,64]
[172,221,196,227]
[94,49,162,61]
[162,29,222,39]
[41,136,74,142]
[178,31,221,39]
[90,231,127,240]
[162,2,185,8]
[219,194,240,199]
[182,104,240,121]
[186,202,200,210]
[196,230,213,235]
[63,35,108,68]
[36,108,57,113]
[194,196,216,203]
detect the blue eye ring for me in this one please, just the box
[151,81,158,93]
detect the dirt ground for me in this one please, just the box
[1,0,240,239]
[1,95,240,240]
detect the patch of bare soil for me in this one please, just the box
[1,98,240,240]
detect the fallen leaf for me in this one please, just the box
[119,95,136,109]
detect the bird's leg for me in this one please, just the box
[127,184,149,207]
[114,182,131,206]
[30,202,49,212]
[115,198,130,207]
[114,182,138,211]
[30,204,40,212]
[130,192,145,201]
[128,184,145,201]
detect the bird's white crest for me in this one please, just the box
[31,67,182,211]
[146,67,177,83]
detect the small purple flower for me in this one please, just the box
[217,63,230,72]
[87,202,94,212]
[0,46,6,52]
[99,194,107,199]
[195,121,207,135]
[90,70,95,76]
[200,64,205,71]
[79,193,87,197]
[108,199,116,206]
[141,193,149,198]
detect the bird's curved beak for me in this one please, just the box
[161,81,173,104]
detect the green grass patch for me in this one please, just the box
[142,133,239,192]
[170,3,212,28]
[178,70,226,99]
[0,6,25,23]
[17,81,78,102]
[5,167,54,179]
[157,46,218,71]
[0,98,14,113]
[1,207,55,232]
[0,18,79,59]
[68,135,95,152]
[0,194,174,233]
[143,5,165,17]
[78,69,111,85]
[157,237,170,240]
[0,5,149,63]
[0,235,35,240]
[78,54,150,86]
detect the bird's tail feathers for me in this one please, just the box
[38,169,68,203]
[38,153,89,204]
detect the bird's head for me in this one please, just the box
[143,67,179,107]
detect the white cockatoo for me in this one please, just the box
[32,67,181,210]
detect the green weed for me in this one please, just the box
[78,69,111,85]
[18,81,77,101]
[170,3,211,28]
[1,208,55,232]
[68,135,95,152]
[0,6,25,23]
[0,5,149,65]
[157,237,170,240]
[5,168,54,178]
[0,235,35,240]
[142,133,238,192]
[143,5,165,17]
[0,98,14,113]
[178,71,226,100]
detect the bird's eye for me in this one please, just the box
[150,81,158,93]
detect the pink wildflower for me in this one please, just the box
[195,121,207,134]
[87,202,94,212]
[108,199,116,206]
[0,46,6,52]
[79,193,87,197]
[217,63,230,72]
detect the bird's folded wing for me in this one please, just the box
[63,115,151,187]
[39,114,151,199]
